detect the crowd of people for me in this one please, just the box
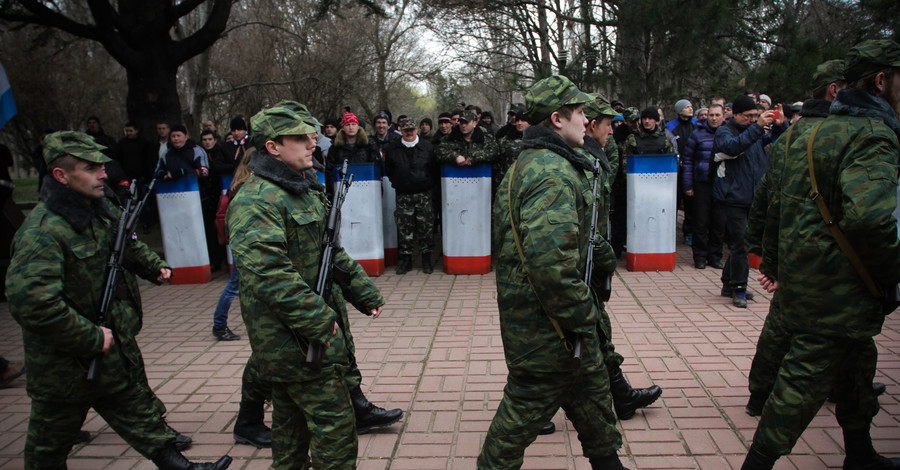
[2,38,900,470]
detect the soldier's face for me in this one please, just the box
[458,119,476,135]
[556,104,588,148]
[439,120,452,134]
[884,69,900,116]
[641,117,657,130]
[588,116,613,147]
[515,119,530,133]
[269,134,316,172]
[57,160,107,201]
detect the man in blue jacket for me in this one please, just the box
[683,103,726,270]
[712,95,782,308]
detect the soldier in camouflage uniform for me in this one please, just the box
[226,105,394,469]
[742,59,890,417]
[582,94,663,422]
[436,109,500,168]
[478,76,627,470]
[6,131,231,470]
[741,40,900,470]
[384,117,437,274]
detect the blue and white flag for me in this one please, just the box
[0,61,18,131]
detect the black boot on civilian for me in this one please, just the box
[212,326,240,341]
[843,426,900,469]
[350,386,404,434]
[396,255,412,275]
[589,454,629,469]
[422,253,433,274]
[151,444,232,470]
[608,368,662,420]
[75,430,91,444]
[745,392,766,417]
[233,400,272,448]
[740,444,776,470]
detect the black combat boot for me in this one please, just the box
[170,427,192,451]
[421,253,433,274]
[151,444,232,470]
[608,368,662,420]
[396,255,412,275]
[233,400,272,448]
[843,427,900,469]
[588,454,629,469]
[538,422,555,435]
[350,386,404,434]
[740,445,776,470]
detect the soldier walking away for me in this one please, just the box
[478,76,628,470]
[6,131,231,470]
[740,40,900,470]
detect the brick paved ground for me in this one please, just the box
[1,241,898,469]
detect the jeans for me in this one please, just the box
[213,265,239,328]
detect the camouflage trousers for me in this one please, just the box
[597,304,625,373]
[242,353,273,403]
[477,361,622,469]
[271,365,357,470]
[25,387,176,468]
[395,192,434,256]
[747,296,791,397]
[752,331,880,457]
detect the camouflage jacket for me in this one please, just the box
[493,125,603,373]
[7,178,168,402]
[494,135,523,192]
[762,88,900,338]
[745,99,832,277]
[435,126,499,166]
[226,153,384,381]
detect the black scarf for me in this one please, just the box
[40,175,115,233]
[831,88,900,140]
[248,152,325,196]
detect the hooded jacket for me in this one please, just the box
[712,118,778,207]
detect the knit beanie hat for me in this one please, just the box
[731,95,757,115]
[640,106,660,121]
[674,99,692,116]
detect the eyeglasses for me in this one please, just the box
[742,112,759,120]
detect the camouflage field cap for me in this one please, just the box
[274,100,321,128]
[250,105,316,149]
[623,107,640,122]
[583,93,621,120]
[524,75,592,124]
[398,117,416,130]
[844,39,900,82]
[43,131,111,165]
[812,59,846,89]
[458,110,477,122]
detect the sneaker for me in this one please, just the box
[0,360,25,388]
[733,291,748,308]
[721,287,754,301]
[213,326,241,341]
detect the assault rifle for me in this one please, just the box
[306,160,354,367]
[574,158,606,366]
[87,177,159,385]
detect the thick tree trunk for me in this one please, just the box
[126,66,182,141]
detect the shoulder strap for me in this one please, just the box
[806,121,883,298]
[506,161,573,352]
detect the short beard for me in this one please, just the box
[885,74,900,117]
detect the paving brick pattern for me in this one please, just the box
[1,243,898,469]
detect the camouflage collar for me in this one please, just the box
[520,125,594,172]
[40,176,115,233]
[581,135,611,172]
[830,88,900,139]
[248,152,324,196]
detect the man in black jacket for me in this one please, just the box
[384,117,437,274]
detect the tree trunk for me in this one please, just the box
[126,65,182,141]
